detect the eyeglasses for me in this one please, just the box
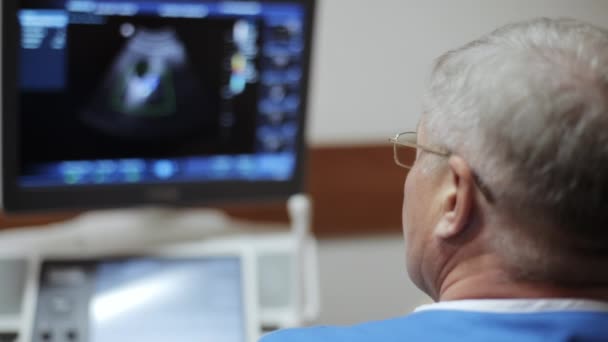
[388,132,449,169]
[389,131,495,202]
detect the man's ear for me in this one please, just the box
[434,155,475,239]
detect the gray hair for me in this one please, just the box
[422,18,608,284]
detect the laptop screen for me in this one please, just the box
[36,257,247,342]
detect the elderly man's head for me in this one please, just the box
[404,18,608,300]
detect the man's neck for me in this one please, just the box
[437,253,608,302]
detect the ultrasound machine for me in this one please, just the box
[0,1,318,341]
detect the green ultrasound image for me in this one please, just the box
[110,58,177,117]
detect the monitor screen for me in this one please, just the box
[35,257,247,342]
[2,0,315,211]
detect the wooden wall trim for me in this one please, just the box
[0,145,406,237]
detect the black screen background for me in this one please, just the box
[19,15,261,169]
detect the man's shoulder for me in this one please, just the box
[258,309,608,342]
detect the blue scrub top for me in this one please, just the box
[260,309,608,342]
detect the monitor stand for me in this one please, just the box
[0,193,320,330]
[0,194,311,253]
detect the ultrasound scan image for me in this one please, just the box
[20,15,258,164]
[111,30,182,116]
[81,26,210,140]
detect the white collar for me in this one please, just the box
[414,299,608,314]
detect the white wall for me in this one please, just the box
[307,0,608,145]
[315,235,430,325]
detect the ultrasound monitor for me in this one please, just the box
[2,0,316,212]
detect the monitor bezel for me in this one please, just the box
[2,0,316,213]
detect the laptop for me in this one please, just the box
[20,242,259,342]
